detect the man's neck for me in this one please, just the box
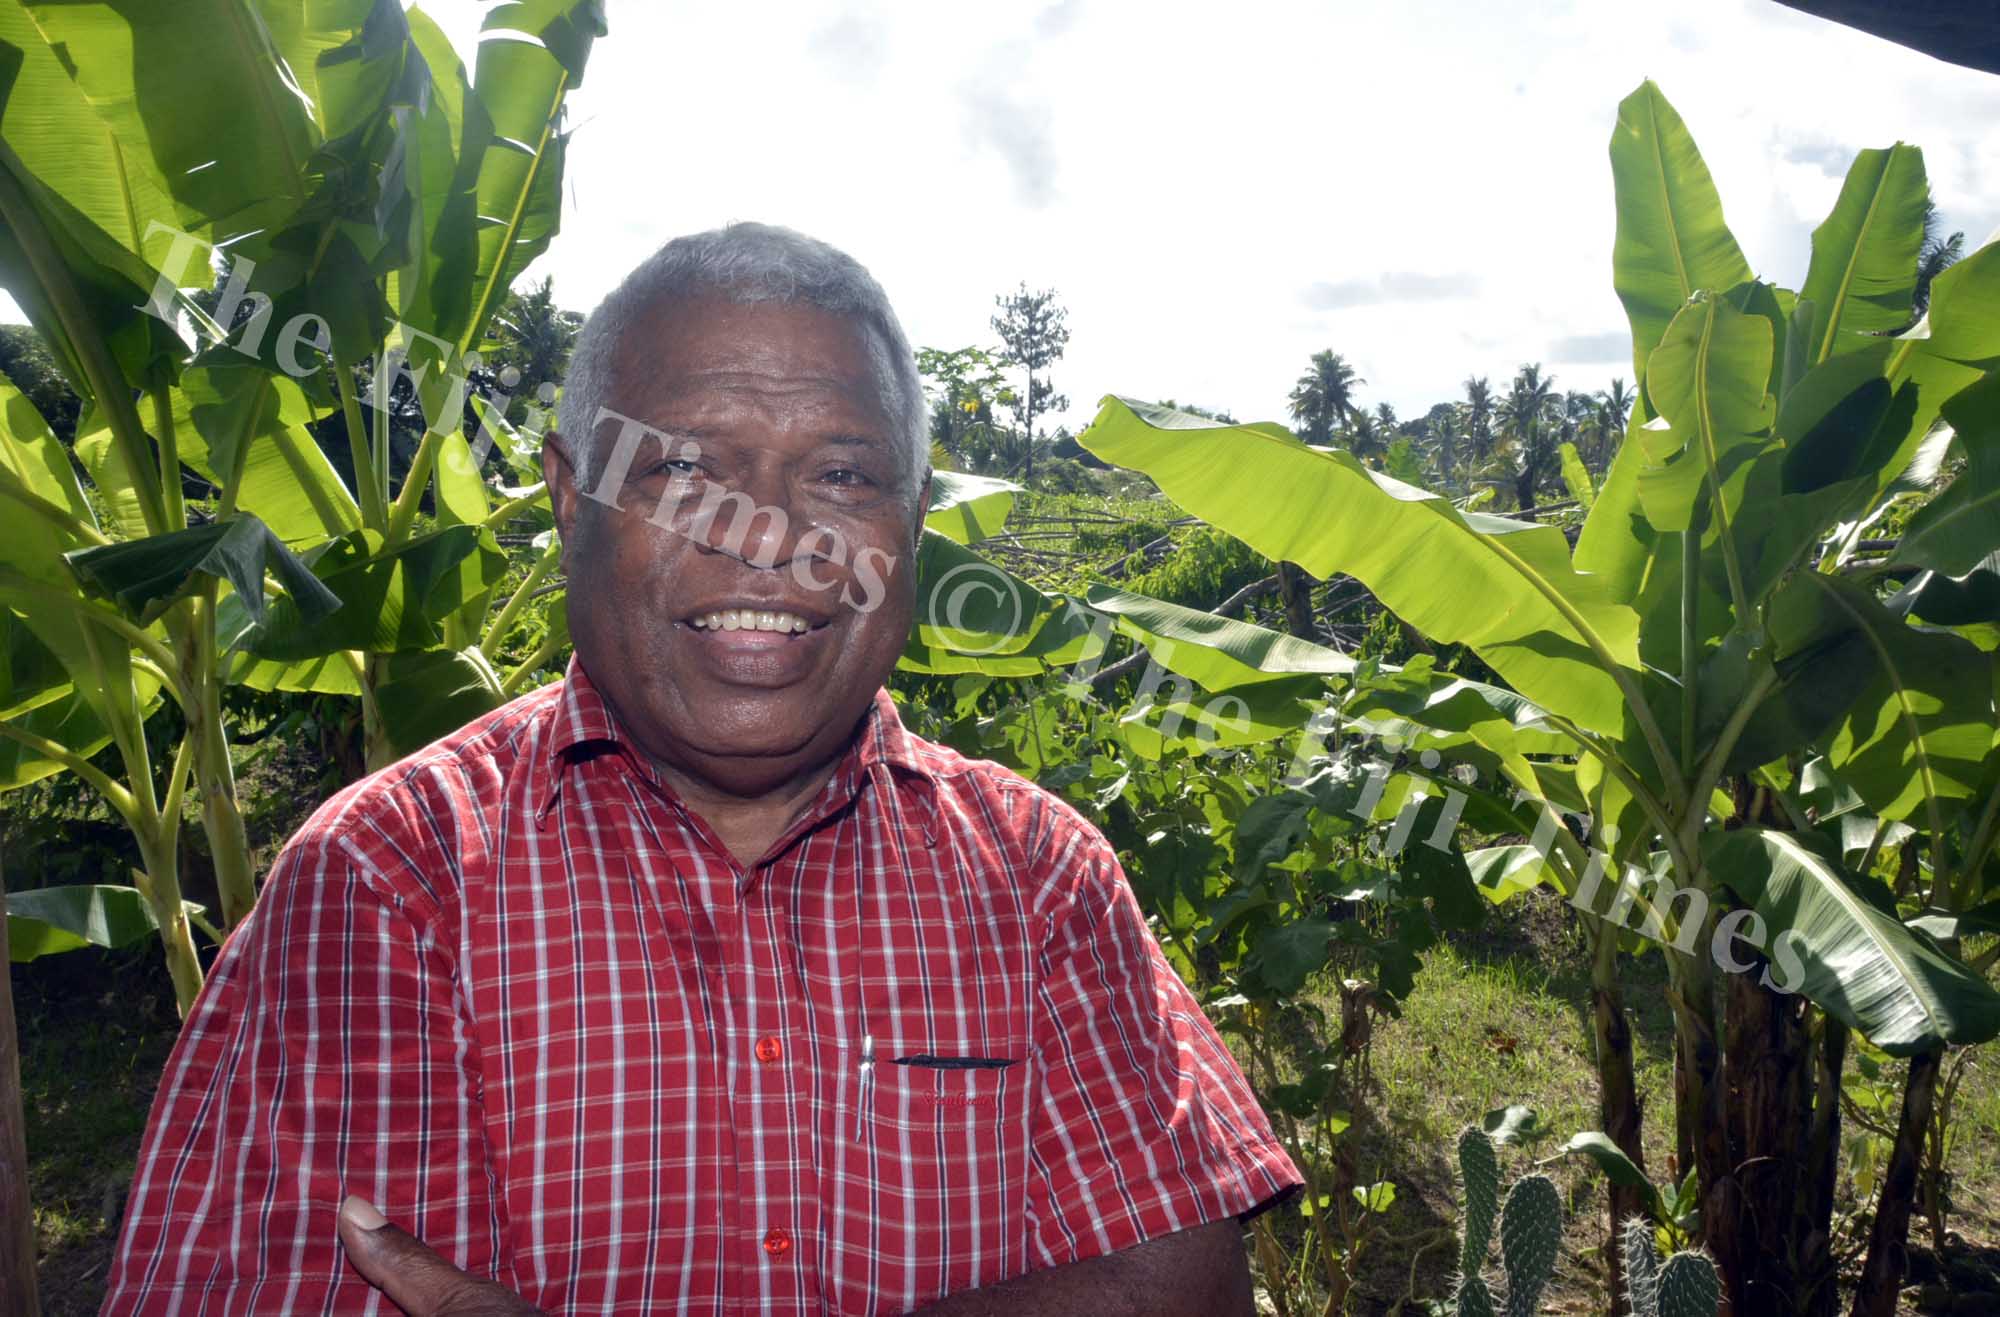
[650,755,843,867]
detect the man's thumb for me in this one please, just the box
[337,1196,540,1316]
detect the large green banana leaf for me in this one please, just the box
[167,364,363,544]
[1637,293,1777,555]
[236,525,505,660]
[1607,80,1754,379]
[0,2,182,268]
[5,882,208,961]
[1342,661,1575,798]
[449,1,601,356]
[1890,372,2000,577]
[1769,572,1992,824]
[0,4,222,411]
[0,383,152,728]
[64,515,338,628]
[904,529,1101,672]
[258,0,405,143]
[371,645,505,761]
[1085,584,1353,690]
[1798,145,1928,366]
[1707,827,2000,1053]
[1076,396,1643,736]
[385,7,478,355]
[0,609,69,719]
[0,684,112,791]
[225,649,360,696]
[19,0,318,243]
[924,471,1019,545]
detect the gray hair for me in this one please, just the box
[558,221,927,495]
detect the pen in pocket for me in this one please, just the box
[853,1033,875,1139]
[889,1054,1019,1070]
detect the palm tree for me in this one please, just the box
[1288,350,1363,444]
[1344,410,1387,463]
[1373,401,1399,433]
[1463,375,1495,463]
[1500,363,1560,511]
[1913,200,1965,319]
[488,275,583,415]
[1589,377,1635,471]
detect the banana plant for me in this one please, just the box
[0,0,604,1011]
[1074,82,2000,1317]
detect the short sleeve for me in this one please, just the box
[1023,813,1301,1268]
[102,804,502,1314]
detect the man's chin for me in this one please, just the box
[660,696,857,769]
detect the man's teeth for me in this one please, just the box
[693,609,812,633]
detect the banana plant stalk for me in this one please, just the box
[0,859,37,1317]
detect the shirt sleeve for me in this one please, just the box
[102,803,502,1314]
[1022,807,1302,1269]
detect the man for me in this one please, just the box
[105,223,1300,1315]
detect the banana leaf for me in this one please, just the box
[1077,396,1643,736]
[1707,828,2000,1053]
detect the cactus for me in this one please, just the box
[1498,1174,1562,1317]
[1455,1275,1498,1317]
[1621,1215,1662,1317]
[1450,1126,1562,1317]
[1617,1212,1720,1317]
[1657,1252,1721,1317]
[1458,1125,1500,1276]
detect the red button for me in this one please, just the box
[754,1035,783,1064]
[762,1227,792,1258]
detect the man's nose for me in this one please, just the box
[687,464,799,569]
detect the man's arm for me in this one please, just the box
[337,1208,1251,1317]
[104,811,498,1311]
[910,1219,1251,1317]
[1012,802,1300,1278]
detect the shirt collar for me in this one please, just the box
[537,655,936,832]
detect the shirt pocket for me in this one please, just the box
[821,1052,1031,1314]
[870,1054,1020,1132]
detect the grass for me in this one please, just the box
[1325,895,1678,1313]
[13,945,181,1314]
[1274,889,2000,1315]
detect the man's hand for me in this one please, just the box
[336,1197,543,1316]
[912,1219,1254,1317]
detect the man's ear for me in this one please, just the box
[542,430,579,562]
[912,466,932,551]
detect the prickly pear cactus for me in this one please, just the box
[1657,1251,1721,1317]
[1621,1215,1661,1317]
[1498,1174,1562,1317]
[1455,1274,1498,1317]
[1457,1126,1499,1277]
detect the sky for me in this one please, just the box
[15,1,2000,432]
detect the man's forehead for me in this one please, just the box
[607,297,898,411]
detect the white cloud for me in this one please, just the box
[4,0,1997,433]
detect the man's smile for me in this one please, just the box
[675,606,839,685]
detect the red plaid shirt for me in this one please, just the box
[106,659,1298,1315]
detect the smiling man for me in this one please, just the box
[104,223,1299,1315]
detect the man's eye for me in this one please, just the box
[652,459,699,477]
[822,468,871,486]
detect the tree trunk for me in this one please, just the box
[1590,917,1647,1316]
[1800,1018,1847,1317]
[1022,379,1038,484]
[1852,1048,1943,1317]
[1723,965,1811,1314]
[0,862,40,1317]
[1671,963,1735,1315]
[1276,562,1316,641]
